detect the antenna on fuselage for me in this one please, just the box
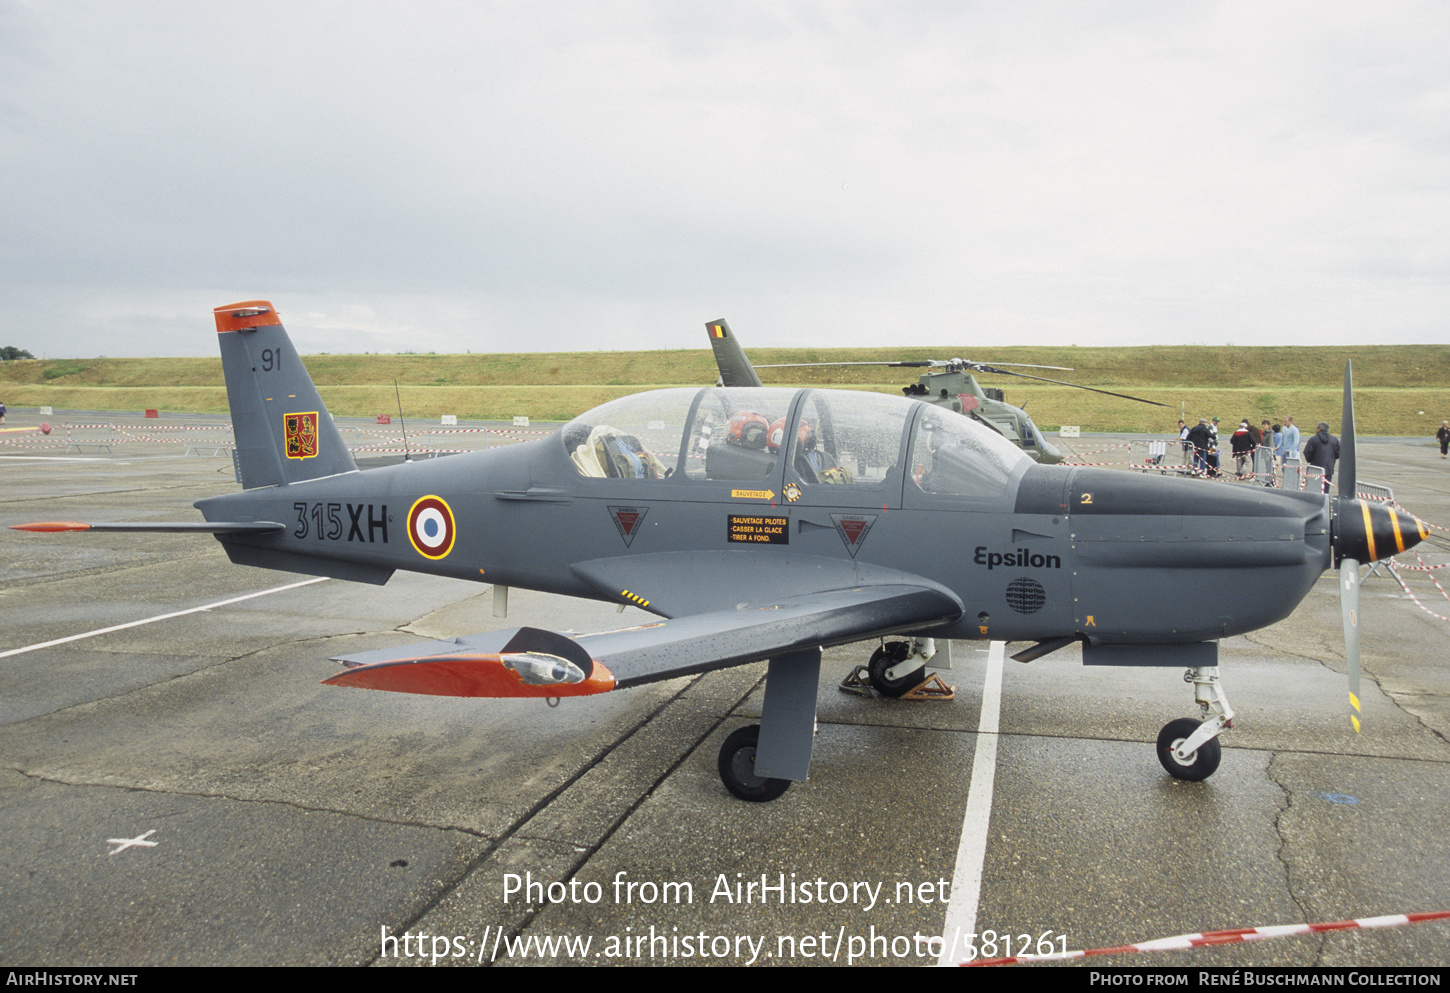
[395,379,412,463]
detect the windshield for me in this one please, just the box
[910,407,1032,499]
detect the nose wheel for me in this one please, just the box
[1156,666,1233,781]
[1156,718,1222,781]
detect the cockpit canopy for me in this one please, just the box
[559,387,1031,499]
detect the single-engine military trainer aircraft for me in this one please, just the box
[13,301,1430,802]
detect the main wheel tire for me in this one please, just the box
[867,643,925,698]
[1156,718,1222,781]
[717,725,790,802]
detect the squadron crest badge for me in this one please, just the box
[284,411,319,460]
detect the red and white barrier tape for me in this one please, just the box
[1388,555,1450,624]
[1392,501,1450,535]
[965,910,1450,966]
[425,426,550,438]
[0,436,67,449]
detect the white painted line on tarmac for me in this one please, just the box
[107,829,158,855]
[0,576,330,659]
[937,639,1006,966]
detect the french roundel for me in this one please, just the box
[407,495,456,560]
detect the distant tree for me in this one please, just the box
[1,346,35,360]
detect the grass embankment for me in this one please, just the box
[3,345,1447,435]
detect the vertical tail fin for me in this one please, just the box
[705,319,765,388]
[214,301,357,488]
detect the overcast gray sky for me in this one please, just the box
[3,1,1448,357]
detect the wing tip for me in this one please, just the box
[323,654,616,698]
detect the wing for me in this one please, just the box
[323,582,962,699]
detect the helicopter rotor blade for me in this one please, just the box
[970,366,1170,407]
[753,361,935,369]
[951,360,1075,371]
[750,357,1164,406]
[752,359,1075,371]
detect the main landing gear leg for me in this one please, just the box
[1156,666,1235,782]
[718,648,821,802]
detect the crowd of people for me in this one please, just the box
[1173,416,1450,486]
[1174,413,1344,489]
[1170,410,1450,487]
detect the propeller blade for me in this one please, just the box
[1339,361,1356,500]
[1335,361,1363,732]
[1340,558,1362,733]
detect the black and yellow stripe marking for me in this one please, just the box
[620,589,651,608]
[1360,502,1377,562]
[1384,505,1426,554]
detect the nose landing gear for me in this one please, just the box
[1157,667,1233,781]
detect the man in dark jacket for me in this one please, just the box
[1303,422,1341,492]
[1186,419,1214,474]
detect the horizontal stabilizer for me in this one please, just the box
[11,520,286,534]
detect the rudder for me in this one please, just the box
[214,301,357,488]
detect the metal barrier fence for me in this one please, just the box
[64,423,117,453]
[182,425,234,456]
